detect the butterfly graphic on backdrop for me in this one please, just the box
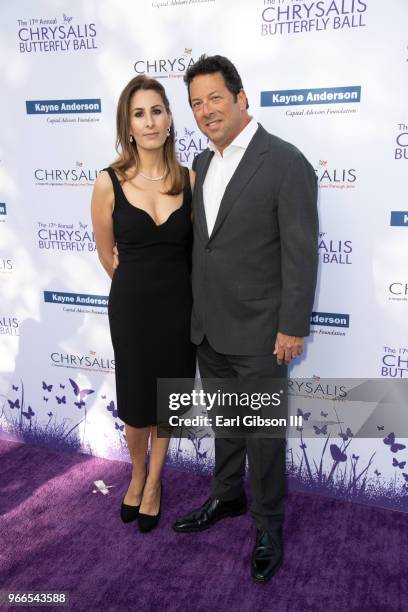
[47,411,53,418]
[63,13,73,24]
[12,384,18,391]
[74,400,85,409]
[374,469,381,476]
[115,422,124,432]
[330,444,347,463]
[313,424,327,435]
[352,454,360,460]
[56,395,66,405]
[8,398,20,409]
[60,384,65,389]
[22,406,35,419]
[43,397,49,402]
[297,408,311,421]
[402,473,408,482]
[392,458,407,470]
[377,425,384,431]
[321,411,328,418]
[338,427,353,442]
[185,128,195,137]
[101,395,106,399]
[383,432,406,453]
[69,378,94,401]
[42,381,53,392]
[107,400,118,418]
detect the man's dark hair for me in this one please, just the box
[184,54,249,109]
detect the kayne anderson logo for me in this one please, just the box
[34,162,99,187]
[395,123,408,160]
[134,48,197,79]
[311,312,350,328]
[261,86,361,107]
[310,311,350,337]
[390,211,408,227]
[26,99,101,114]
[0,203,6,222]
[0,316,19,336]
[318,232,352,264]
[44,291,108,315]
[315,160,357,190]
[50,350,115,373]
[260,0,367,36]
[17,14,98,54]
[26,98,101,126]
[175,127,208,164]
[37,221,96,252]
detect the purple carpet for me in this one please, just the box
[0,439,407,612]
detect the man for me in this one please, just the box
[172,55,318,583]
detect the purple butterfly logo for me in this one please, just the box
[60,384,65,389]
[42,381,53,392]
[338,427,353,442]
[383,432,406,453]
[330,444,347,462]
[56,395,66,404]
[313,424,327,435]
[101,394,106,399]
[22,406,35,419]
[74,400,85,409]
[321,411,328,418]
[374,469,381,476]
[377,425,384,431]
[69,378,94,401]
[12,384,18,391]
[8,398,20,409]
[392,458,406,469]
[43,396,49,402]
[297,408,311,421]
[115,422,124,431]
[47,411,53,417]
[352,453,359,460]
[300,442,307,450]
[107,400,118,418]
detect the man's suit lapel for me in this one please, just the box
[194,149,214,243]
[209,125,268,242]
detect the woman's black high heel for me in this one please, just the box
[138,482,162,533]
[120,466,147,524]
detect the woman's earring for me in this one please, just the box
[129,134,134,143]
[166,127,171,137]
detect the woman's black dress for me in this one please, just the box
[105,166,196,427]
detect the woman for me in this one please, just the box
[91,75,196,532]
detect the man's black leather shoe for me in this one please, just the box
[251,528,283,582]
[173,493,247,533]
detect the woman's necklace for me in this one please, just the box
[138,171,165,181]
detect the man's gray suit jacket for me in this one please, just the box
[191,123,319,356]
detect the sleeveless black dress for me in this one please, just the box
[105,166,196,427]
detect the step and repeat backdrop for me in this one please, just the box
[1,0,407,511]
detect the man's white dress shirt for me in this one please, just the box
[203,118,258,236]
